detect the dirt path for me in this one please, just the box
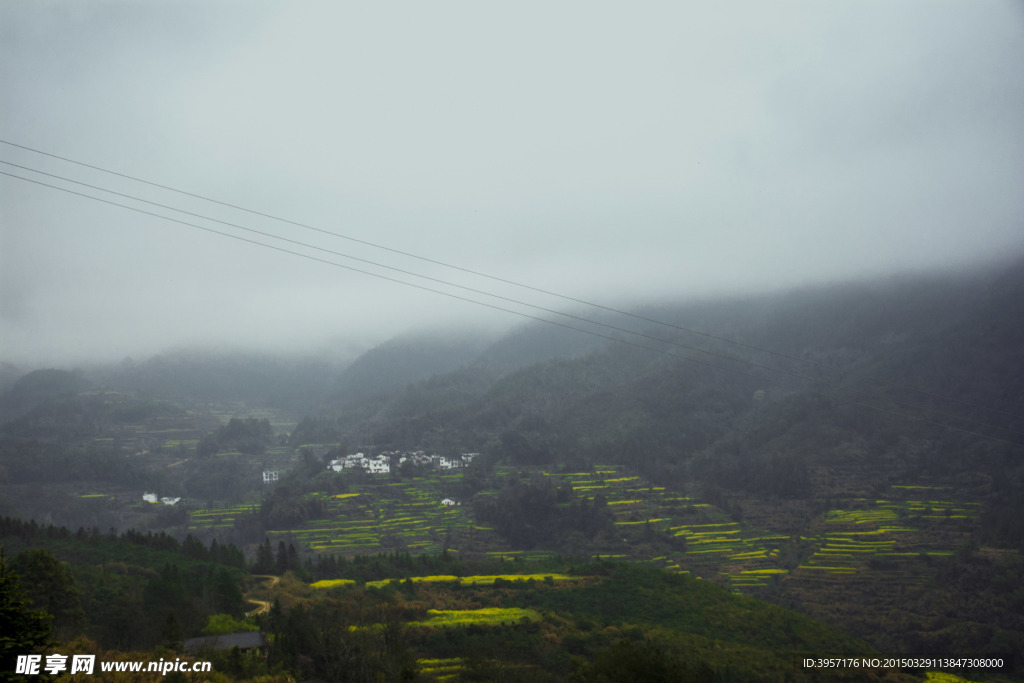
[244,574,280,617]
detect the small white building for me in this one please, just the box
[143,492,158,504]
[160,497,181,506]
[327,452,395,475]
[441,498,457,506]
[263,470,280,483]
[364,458,390,475]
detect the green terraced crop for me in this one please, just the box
[310,579,357,588]
[417,657,463,678]
[411,608,541,628]
[615,519,667,526]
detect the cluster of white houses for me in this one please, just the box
[327,451,478,475]
[142,492,181,506]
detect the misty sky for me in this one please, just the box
[2,1,1023,366]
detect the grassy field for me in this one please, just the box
[411,607,542,628]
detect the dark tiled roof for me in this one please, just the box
[183,631,267,652]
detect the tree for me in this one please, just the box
[276,541,289,575]
[0,549,51,677]
[254,538,274,574]
[10,548,84,637]
[570,639,711,683]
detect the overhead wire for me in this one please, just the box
[0,168,770,384]
[5,156,1017,440]
[0,138,815,365]
[0,159,818,385]
[2,165,1021,449]
[4,148,1019,448]
[2,138,1017,428]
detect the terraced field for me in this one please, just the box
[599,475,979,592]
[190,474,505,555]
[353,573,575,589]
[540,468,794,588]
[187,464,989,601]
[188,502,257,531]
[411,607,542,628]
[794,491,980,580]
[416,658,463,681]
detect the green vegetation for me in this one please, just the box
[0,549,51,680]
[0,516,246,653]
[259,556,951,681]
[196,417,273,458]
[3,262,1024,679]
[309,577,356,588]
[360,574,575,588]
[200,613,258,635]
[411,607,542,628]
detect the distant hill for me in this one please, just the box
[0,368,91,423]
[473,316,610,370]
[328,330,492,405]
[86,350,349,416]
[304,260,1024,537]
[325,319,615,409]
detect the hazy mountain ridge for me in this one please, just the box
[325,331,492,406]
[0,368,91,424]
[305,261,1024,522]
[79,350,350,418]
[2,262,1023,677]
[3,262,1021,493]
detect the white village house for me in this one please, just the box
[143,492,180,505]
[327,450,478,476]
[327,452,390,475]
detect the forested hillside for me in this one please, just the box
[302,261,1024,533]
[2,259,1023,680]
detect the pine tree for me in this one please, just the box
[287,543,299,573]
[255,538,273,574]
[275,541,288,575]
[0,549,51,677]
[12,549,85,637]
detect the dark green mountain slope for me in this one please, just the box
[90,350,346,416]
[316,260,1024,535]
[0,368,91,424]
[327,331,491,406]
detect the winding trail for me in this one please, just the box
[244,574,280,617]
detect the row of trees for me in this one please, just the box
[1,517,249,652]
[0,550,52,681]
[473,476,614,548]
[252,538,300,575]
[0,516,244,569]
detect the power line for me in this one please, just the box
[4,157,1018,436]
[4,138,1016,426]
[7,155,1016,438]
[0,169,766,381]
[3,168,1021,449]
[0,158,815,385]
[0,138,813,365]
